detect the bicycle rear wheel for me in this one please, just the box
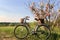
[14,24,29,39]
[36,24,51,40]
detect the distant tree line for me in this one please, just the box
[0,22,20,26]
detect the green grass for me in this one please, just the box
[0,26,60,40]
[0,26,14,37]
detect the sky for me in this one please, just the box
[0,0,60,22]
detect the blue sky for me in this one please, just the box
[0,0,60,22]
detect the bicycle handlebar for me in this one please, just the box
[24,16,30,23]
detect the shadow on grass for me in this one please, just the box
[16,33,60,40]
[48,33,60,40]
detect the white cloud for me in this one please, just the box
[0,15,19,22]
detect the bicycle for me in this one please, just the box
[14,16,51,40]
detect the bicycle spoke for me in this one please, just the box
[37,25,51,40]
[14,25,29,39]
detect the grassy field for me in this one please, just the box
[0,25,60,40]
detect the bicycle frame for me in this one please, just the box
[22,17,38,34]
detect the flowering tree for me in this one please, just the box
[25,0,60,27]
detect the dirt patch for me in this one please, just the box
[0,37,17,40]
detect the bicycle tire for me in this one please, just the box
[14,24,29,39]
[36,24,51,40]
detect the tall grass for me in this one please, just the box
[0,26,60,40]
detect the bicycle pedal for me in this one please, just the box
[34,33,37,35]
[32,32,37,35]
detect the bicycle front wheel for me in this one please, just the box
[14,24,29,39]
[36,24,51,40]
